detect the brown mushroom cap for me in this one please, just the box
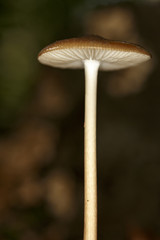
[38,35,151,71]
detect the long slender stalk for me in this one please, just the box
[83,60,100,240]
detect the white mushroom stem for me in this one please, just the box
[38,36,151,240]
[83,59,100,240]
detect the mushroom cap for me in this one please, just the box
[38,35,151,71]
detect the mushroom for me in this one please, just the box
[38,35,151,240]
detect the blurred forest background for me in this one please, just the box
[0,0,160,239]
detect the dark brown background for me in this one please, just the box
[0,0,160,239]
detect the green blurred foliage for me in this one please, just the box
[0,1,159,240]
[0,0,156,129]
[0,0,84,129]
